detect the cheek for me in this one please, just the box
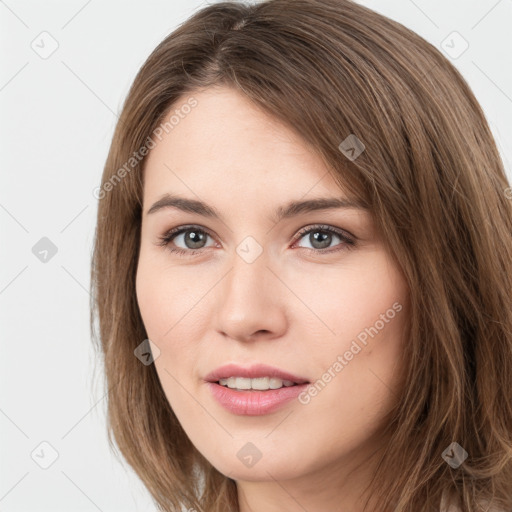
[135,254,211,383]
[135,261,202,422]
[135,250,203,341]
[290,252,407,350]
[135,261,167,338]
[293,253,408,408]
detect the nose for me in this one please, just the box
[214,248,288,343]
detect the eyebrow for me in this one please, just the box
[146,193,368,223]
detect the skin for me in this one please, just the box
[136,85,410,512]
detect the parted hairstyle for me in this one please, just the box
[90,0,512,510]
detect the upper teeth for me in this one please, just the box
[218,377,296,390]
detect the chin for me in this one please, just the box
[207,450,310,482]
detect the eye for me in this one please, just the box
[156,224,356,256]
[156,225,216,256]
[292,224,356,253]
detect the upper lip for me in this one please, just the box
[204,363,309,384]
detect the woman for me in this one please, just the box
[90,0,512,510]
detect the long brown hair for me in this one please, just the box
[90,1,512,510]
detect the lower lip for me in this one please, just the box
[206,382,309,415]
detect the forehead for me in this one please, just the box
[142,86,352,210]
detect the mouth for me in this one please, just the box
[204,363,309,388]
[204,363,310,415]
[216,376,302,391]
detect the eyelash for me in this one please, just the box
[156,224,356,257]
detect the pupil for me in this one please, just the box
[186,230,206,249]
[312,231,331,249]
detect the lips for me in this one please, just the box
[207,382,309,415]
[204,363,310,415]
[204,363,309,385]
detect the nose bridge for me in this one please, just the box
[214,240,286,340]
[225,241,270,303]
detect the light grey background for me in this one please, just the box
[1,0,511,510]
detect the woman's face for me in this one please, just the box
[136,85,409,497]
